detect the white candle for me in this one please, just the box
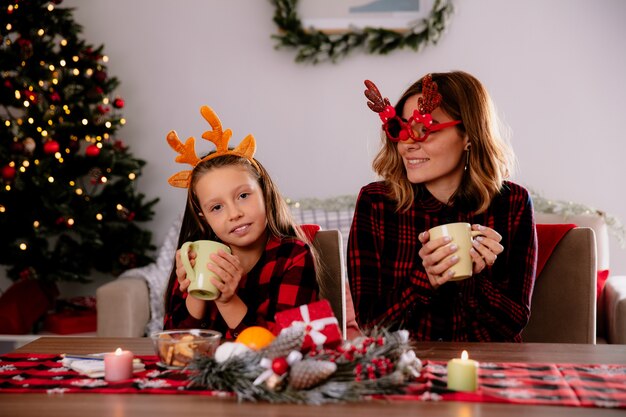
[104,348,134,382]
[447,350,479,392]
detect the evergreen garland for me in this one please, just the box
[270,0,455,64]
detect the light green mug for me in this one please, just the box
[180,240,231,300]
[428,222,484,281]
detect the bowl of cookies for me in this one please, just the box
[151,329,221,368]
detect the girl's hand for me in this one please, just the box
[470,224,504,274]
[208,250,244,304]
[418,230,459,289]
[175,249,195,293]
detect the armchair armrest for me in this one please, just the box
[604,275,626,344]
[96,277,150,337]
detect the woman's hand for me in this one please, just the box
[418,231,459,289]
[175,249,195,293]
[208,250,244,304]
[470,224,504,274]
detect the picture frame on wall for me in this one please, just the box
[299,0,434,32]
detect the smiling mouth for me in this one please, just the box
[406,158,429,167]
[231,224,251,234]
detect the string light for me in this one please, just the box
[19,243,27,251]
[75,188,83,196]
[96,213,103,221]
[33,221,40,228]
[128,173,136,180]
[0,205,5,213]
[48,176,54,183]
[67,218,74,226]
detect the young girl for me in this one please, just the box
[163,106,319,339]
[349,71,536,342]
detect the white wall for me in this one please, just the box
[4,0,625,293]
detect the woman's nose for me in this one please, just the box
[402,138,421,150]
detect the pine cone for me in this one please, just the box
[262,326,305,359]
[288,360,337,390]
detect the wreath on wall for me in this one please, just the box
[270,0,455,64]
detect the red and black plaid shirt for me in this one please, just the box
[163,236,318,339]
[347,181,537,342]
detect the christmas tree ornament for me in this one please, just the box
[113,97,124,108]
[93,70,107,83]
[43,140,60,154]
[17,38,33,60]
[10,141,25,154]
[23,137,36,154]
[85,144,101,157]
[2,165,16,181]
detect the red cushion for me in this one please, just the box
[597,269,610,301]
[300,224,321,241]
[535,223,577,276]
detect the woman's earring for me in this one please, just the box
[464,148,470,171]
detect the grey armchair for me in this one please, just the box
[97,227,349,338]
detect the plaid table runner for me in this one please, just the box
[0,354,624,408]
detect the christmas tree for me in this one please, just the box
[0,0,158,284]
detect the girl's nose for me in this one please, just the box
[228,205,243,221]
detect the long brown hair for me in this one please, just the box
[372,71,515,213]
[164,154,322,313]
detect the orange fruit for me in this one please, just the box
[235,326,276,350]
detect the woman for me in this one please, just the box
[348,71,537,342]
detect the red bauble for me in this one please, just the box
[85,144,101,157]
[113,97,125,109]
[271,357,289,376]
[2,165,16,181]
[10,141,25,153]
[93,70,107,84]
[43,140,60,154]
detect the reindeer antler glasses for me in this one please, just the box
[364,75,461,142]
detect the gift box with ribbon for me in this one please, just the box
[274,299,342,351]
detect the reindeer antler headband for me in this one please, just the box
[364,74,461,142]
[166,106,257,188]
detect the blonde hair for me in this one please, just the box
[372,71,515,213]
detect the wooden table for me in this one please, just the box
[1,337,625,417]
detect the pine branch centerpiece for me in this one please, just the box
[187,325,422,404]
